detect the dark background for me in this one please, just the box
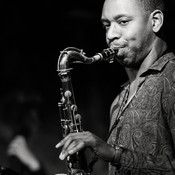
[0,0,175,175]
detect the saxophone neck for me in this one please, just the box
[57,47,118,72]
[57,47,91,72]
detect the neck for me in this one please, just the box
[126,37,167,83]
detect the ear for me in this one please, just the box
[151,10,164,33]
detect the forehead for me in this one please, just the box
[102,0,145,19]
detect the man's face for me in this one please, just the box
[101,0,155,68]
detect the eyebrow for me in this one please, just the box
[101,14,132,23]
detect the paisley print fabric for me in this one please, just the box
[108,52,175,175]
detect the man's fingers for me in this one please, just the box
[56,132,92,160]
[59,142,85,160]
[55,132,84,148]
[55,135,70,148]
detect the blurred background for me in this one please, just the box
[0,0,175,175]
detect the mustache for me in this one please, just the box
[109,41,127,49]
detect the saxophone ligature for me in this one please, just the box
[57,47,117,175]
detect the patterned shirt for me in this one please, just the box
[108,52,175,175]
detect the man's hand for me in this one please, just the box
[55,131,115,162]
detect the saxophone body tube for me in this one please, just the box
[56,47,118,175]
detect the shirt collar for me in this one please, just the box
[121,52,175,88]
[140,52,175,77]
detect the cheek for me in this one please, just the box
[126,28,151,51]
[125,20,151,44]
[121,31,147,61]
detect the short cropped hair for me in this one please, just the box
[136,0,165,13]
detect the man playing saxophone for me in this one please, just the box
[56,0,175,174]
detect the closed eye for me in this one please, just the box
[118,20,129,26]
[102,23,110,30]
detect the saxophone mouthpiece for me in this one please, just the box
[93,48,118,63]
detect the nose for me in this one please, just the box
[106,23,121,43]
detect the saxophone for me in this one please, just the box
[57,47,117,175]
